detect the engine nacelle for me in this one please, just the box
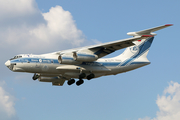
[73,52,98,62]
[58,55,82,65]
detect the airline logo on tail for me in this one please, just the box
[130,46,139,53]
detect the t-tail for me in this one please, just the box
[114,24,173,67]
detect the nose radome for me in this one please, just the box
[5,60,10,67]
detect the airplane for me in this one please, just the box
[5,24,172,86]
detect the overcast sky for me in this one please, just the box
[1,0,180,120]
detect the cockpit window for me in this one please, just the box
[10,55,22,60]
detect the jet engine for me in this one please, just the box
[73,52,98,62]
[58,54,82,65]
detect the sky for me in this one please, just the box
[0,0,180,120]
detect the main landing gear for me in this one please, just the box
[67,79,75,85]
[76,79,84,86]
[76,73,86,86]
[67,73,95,86]
[87,73,95,80]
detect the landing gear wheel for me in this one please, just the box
[32,73,39,80]
[87,73,95,80]
[67,79,75,85]
[76,79,84,86]
[79,73,86,79]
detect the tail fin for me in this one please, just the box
[116,37,154,61]
[114,24,173,63]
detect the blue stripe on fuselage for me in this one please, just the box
[10,57,149,70]
[11,57,122,67]
[11,58,59,64]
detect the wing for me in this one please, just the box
[55,24,172,62]
[86,35,153,58]
[127,24,173,36]
[57,35,152,59]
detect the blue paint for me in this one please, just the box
[11,58,59,64]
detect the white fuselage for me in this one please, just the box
[5,53,150,79]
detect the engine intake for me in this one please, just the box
[73,52,98,62]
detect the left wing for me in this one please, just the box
[55,24,172,63]
[56,35,152,61]
[85,35,152,58]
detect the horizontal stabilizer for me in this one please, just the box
[127,24,173,36]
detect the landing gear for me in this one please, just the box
[87,73,95,80]
[76,79,84,86]
[74,73,86,86]
[67,79,75,85]
[75,73,86,86]
[67,72,95,86]
[32,73,39,80]
[67,78,84,86]
[79,73,86,79]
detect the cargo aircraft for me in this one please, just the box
[5,24,172,86]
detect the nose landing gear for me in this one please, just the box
[32,73,39,80]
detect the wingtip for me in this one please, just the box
[165,24,173,26]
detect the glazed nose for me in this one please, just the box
[5,60,10,67]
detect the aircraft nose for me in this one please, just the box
[5,60,10,67]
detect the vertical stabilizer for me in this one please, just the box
[114,24,173,64]
[115,37,154,62]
